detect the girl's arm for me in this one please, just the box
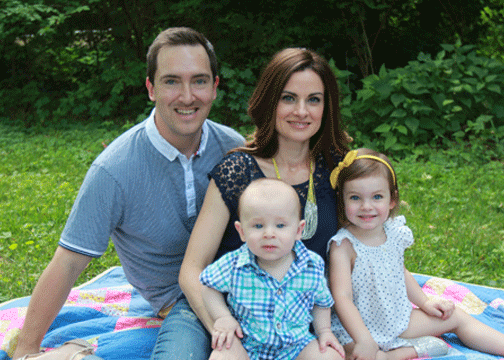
[202,286,243,350]
[312,305,345,357]
[404,268,454,320]
[329,239,379,360]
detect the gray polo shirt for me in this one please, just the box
[59,108,244,313]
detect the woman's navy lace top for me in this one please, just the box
[209,151,340,263]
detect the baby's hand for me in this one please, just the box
[351,339,379,360]
[317,329,345,358]
[422,298,455,320]
[212,315,243,350]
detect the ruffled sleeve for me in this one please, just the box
[326,228,355,254]
[384,215,414,249]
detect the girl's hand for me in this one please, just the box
[317,329,345,358]
[351,339,379,360]
[211,315,243,350]
[422,298,455,320]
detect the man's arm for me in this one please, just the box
[12,246,92,359]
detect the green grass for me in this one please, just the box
[0,122,503,303]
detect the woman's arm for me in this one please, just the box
[329,239,379,360]
[179,179,230,331]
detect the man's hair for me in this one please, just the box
[146,27,218,84]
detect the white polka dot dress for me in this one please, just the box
[330,216,414,351]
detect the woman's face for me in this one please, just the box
[275,69,324,147]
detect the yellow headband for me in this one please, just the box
[330,150,396,189]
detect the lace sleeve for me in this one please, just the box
[209,152,265,215]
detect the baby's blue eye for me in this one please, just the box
[276,224,286,229]
[253,224,263,229]
[350,195,359,201]
[373,194,383,200]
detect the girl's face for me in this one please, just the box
[343,173,396,236]
[275,69,324,147]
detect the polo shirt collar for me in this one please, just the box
[145,107,209,161]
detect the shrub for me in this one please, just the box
[345,43,504,157]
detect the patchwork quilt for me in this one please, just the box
[1,267,503,360]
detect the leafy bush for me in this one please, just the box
[478,0,504,63]
[345,43,504,157]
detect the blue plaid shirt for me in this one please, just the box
[200,240,334,358]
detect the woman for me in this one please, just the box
[179,47,350,358]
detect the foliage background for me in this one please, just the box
[2,0,503,131]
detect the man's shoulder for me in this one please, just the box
[205,119,245,145]
[93,120,149,169]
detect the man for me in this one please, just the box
[12,27,245,360]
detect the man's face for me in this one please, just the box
[146,44,218,147]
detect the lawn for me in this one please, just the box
[0,122,503,303]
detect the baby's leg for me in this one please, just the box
[295,339,344,360]
[401,307,504,356]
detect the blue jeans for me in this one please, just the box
[150,297,211,360]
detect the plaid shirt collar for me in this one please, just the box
[236,240,313,274]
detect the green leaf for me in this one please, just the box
[374,123,391,133]
[373,79,394,99]
[379,64,388,78]
[391,93,406,108]
[373,105,394,117]
[487,84,502,94]
[384,135,397,150]
[432,94,446,109]
[403,81,429,95]
[396,125,408,135]
[357,89,375,101]
[411,105,434,115]
[390,109,407,118]
[405,118,420,133]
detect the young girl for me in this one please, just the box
[328,148,504,360]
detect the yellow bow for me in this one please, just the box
[330,150,358,189]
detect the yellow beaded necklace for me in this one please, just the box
[271,158,318,239]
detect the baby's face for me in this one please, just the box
[236,181,304,264]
